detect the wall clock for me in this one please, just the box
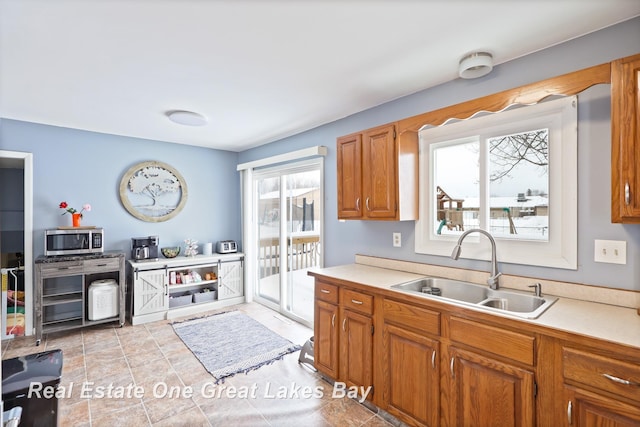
[119,160,188,222]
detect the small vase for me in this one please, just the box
[72,213,82,227]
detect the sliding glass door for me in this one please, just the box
[253,159,322,326]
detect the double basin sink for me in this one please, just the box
[390,277,557,319]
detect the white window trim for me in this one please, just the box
[415,96,577,270]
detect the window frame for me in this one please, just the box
[415,96,578,270]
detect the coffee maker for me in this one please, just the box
[131,236,159,261]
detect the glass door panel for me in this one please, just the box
[284,170,321,323]
[256,176,281,304]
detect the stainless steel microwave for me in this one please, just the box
[45,228,104,256]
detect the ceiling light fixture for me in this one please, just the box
[458,51,493,79]
[166,110,208,126]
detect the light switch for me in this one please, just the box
[594,240,627,264]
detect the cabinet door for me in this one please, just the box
[341,309,373,394]
[362,124,396,219]
[337,133,363,218]
[564,387,640,426]
[218,260,243,300]
[314,300,339,378]
[384,323,439,427]
[612,54,640,222]
[133,270,168,315]
[449,347,535,427]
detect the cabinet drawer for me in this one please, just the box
[315,282,338,304]
[563,347,640,404]
[383,298,440,336]
[39,261,83,277]
[84,258,121,273]
[341,288,373,315]
[449,316,534,365]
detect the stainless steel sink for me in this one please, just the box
[391,277,557,319]
[391,278,488,304]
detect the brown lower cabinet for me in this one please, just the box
[311,275,640,427]
[314,280,374,400]
[448,347,535,427]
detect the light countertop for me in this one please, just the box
[309,263,640,349]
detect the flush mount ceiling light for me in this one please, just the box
[458,51,493,79]
[166,110,208,126]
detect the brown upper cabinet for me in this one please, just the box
[611,53,640,223]
[337,123,418,220]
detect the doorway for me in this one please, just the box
[252,158,322,326]
[0,151,34,339]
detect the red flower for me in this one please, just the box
[59,202,68,209]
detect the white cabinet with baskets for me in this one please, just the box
[128,254,244,325]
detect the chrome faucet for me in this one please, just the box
[451,229,502,290]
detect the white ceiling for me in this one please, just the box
[1,1,639,152]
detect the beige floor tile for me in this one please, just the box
[1,302,403,427]
[91,402,151,427]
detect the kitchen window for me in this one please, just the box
[415,96,577,269]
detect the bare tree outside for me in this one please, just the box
[489,128,549,184]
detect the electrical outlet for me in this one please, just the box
[594,240,627,264]
[393,232,401,248]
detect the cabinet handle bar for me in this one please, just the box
[320,289,330,294]
[603,373,640,386]
[431,350,436,369]
[450,357,455,378]
[342,318,347,332]
[567,400,572,425]
[351,299,363,305]
[331,313,335,328]
[366,197,370,211]
[625,182,631,205]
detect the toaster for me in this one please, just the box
[216,240,238,254]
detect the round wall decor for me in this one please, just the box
[119,161,188,222]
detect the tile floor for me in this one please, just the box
[2,303,400,426]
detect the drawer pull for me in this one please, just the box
[567,400,572,425]
[603,373,640,387]
[320,289,331,294]
[95,263,107,267]
[351,299,363,305]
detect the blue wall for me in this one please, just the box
[239,17,640,291]
[1,18,639,291]
[0,122,241,257]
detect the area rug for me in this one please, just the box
[172,310,301,383]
